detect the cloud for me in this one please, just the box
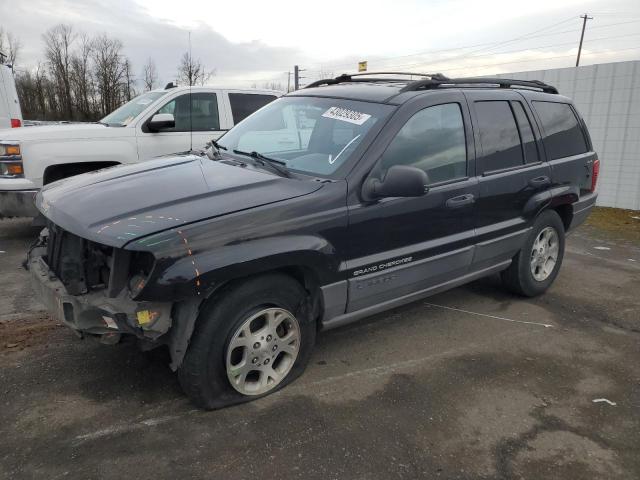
[2,0,639,88]
[0,0,299,86]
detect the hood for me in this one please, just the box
[37,155,323,247]
[0,123,120,142]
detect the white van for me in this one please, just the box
[0,85,280,217]
[0,63,23,129]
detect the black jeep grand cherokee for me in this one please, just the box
[28,73,599,409]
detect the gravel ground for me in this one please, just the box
[0,215,639,480]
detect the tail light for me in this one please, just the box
[591,158,600,192]
[10,119,21,128]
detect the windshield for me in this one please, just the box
[101,91,167,126]
[218,96,393,176]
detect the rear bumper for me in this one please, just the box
[569,192,597,231]
[28,246,172,339]
[0,189,40,217]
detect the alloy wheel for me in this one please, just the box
[225,307,301,396]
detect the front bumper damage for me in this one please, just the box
[28,245,173,341]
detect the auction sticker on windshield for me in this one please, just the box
[322,106,371,125]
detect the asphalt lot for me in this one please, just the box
[1,216,639,479]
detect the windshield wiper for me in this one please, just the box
[232,149,291,178]
[211,139,227,151]
[203,139,227,160]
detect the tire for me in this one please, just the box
[178,273,315,410]
[501,210,565,297]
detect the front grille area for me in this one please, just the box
[45,222,113,295]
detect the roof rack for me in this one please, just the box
[304,72,448,89]
[400,76,558,94]
[304,72,558,94]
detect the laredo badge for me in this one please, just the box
[322,106,371,125]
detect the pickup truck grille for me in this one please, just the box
[45,222,113,295]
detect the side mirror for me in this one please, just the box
[148,113,175,131]
[363,165,428,200]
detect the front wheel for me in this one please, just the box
[501,210,565,297]
[178,273,316,410]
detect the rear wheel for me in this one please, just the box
[178,273,315,410]
[501,210,565,297]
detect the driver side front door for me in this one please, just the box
[136,91,224,161]
[345,93,479,313]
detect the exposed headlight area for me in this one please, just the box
[128,251,156,298]
[0,141,23,178]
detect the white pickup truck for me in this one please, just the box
[0,85,281,217]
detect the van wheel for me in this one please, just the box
[178,273,315,410]
[501,210,565,297]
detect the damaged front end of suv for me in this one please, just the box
[28,222,173,345]
[25,149,329,376]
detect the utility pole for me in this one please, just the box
[293,65,306,90]
[576,14,593,67]
[287,71,291,92]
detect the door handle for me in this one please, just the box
[528,176,551,188]
[446,193,475,209]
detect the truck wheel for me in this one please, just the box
[501,210,565,297]
[178,273,315,410]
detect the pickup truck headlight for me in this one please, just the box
[0,142,23,177]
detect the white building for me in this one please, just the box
[495,60,640,210]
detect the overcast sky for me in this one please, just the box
[2,0,640,89]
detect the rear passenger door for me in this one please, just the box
[465,90,552,270]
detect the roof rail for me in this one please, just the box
[400,77,558,94]
[305,72,448,89]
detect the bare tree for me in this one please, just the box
[0,27,21,67]
[70,35,94,120]
[264,81,284,91]
[92,34,126,116]
[6,31,21,66]
[142,57,158,91]
[43,24,76,119]
[14,24,135,122]
[122,58,135,101]
[0,27,6,62]
[177,51,214,86]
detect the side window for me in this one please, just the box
[229,93,277,124]
[475,101,523,173]
[152,93,219,132]
[532,101,588,159]
[511,101,540,163]
[377,103,467,184]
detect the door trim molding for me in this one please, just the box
[321,260,511,330]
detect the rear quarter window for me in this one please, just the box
[532,101,588,159]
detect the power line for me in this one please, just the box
[298,19,640,80]
[429,45,640,75]
[304,16,579,74]
[217,18,640,85]
[376,31,640,72]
